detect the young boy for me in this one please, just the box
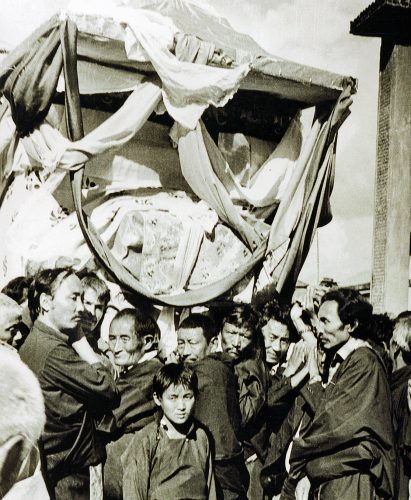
[122,363,216,500]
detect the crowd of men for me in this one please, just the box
[0,265,410,500]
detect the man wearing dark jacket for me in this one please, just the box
[104,307,162,499]
[177,313,249,500]
[20,267,119,500]
[288,288,395,500]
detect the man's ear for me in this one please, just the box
[153,392,161,407]
[0,435,26,496]
[143,335,154,353]
[207,335,219,354]
[345,319,359,335]
[39,293,52,314]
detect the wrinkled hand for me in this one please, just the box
[283,340,306,378]
[295,476,311,500]
[307,344,320,381]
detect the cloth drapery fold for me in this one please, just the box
[0,13,353,304]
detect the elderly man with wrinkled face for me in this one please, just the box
[19,267,119,500]
[103,307,163,499]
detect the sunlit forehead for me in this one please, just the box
[222,323,253,338]
[262,319,290,340]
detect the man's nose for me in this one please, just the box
[76,296,85,313]
[232,333,241,347]
[272,338,280,350]
[183,343,191,356]
[177,397,185,410]
[114,338,122,352]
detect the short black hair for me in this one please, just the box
[28,267,76,322]
[217,304,264,361]
[321,288,373,340]
[153,363,198,397]
[2,276,30,304]
[178,314,217,345]
[258,297,297,343]
[219,304,259,333]
[110,307,160,341]
[369,313,394,349]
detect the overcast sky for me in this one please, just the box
[0,0,380,286]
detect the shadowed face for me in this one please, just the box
[81,287,106,334]
[220,322,253,360]
[317,300,351,351]
[262,319,290,366]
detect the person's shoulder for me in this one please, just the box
[203,352,234,370]
[129,357,162,375]
[131,420,159,444]
[345,344,387,374]
[192,420,211,446]
[144,357,163,371]
[235,357,266,374]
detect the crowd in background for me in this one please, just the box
[0,262,410,500]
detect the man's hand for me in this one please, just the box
[72,336,101,365]
[290,301,305,324]
[283,340,306,378]
[295,475,311,500]
[307,344,321,383]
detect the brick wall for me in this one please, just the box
[371,41,392,312]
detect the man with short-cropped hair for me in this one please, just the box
[0,345,49,498]
[19,267,119,500]
[389,311,411,499]
[218,304,268,500]
[0,292,24,349]
[177,313,249,500]
[287,288,395,500]
[104,307,163,499]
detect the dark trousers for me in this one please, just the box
[215,455,249,500]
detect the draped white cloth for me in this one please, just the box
[63,0,251,129]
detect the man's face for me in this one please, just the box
[155,383,195,427]
[317,300,351,352]
[47,274,84,335]
[81,288,106,334]
[220,322,253,360]
[0,308,23,348]
[108,318,142,367]
[177,327,210,363]
[262,319,290,366]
